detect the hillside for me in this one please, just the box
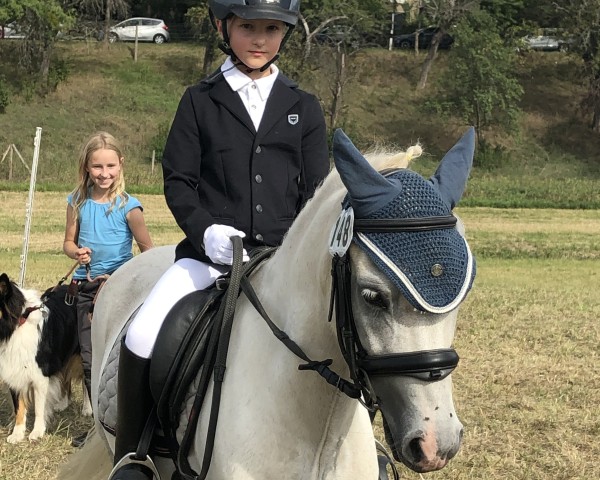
[0,40,598,207]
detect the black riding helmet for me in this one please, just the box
[210,0,300,26]
[209,0,301,72]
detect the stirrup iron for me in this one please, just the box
[108,452,161,480]
[375,439,400,480]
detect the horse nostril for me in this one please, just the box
[408,437,423,463]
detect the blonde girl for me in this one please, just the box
[63,132,152,447]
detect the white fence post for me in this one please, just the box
[18,127,42,288]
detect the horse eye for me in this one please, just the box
[361,289,389,310]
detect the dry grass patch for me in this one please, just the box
[0,196,597,479]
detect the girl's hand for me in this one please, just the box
[203,224,249,265]
[75,246,92,265]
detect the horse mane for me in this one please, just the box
[361,144,422,171]
[291,142,423,246]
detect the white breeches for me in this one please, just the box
[125,258,229,358]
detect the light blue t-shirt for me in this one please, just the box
[67,193,142,280]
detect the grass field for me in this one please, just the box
[0,191,598,479]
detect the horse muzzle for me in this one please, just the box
[383,413,463,472]
[376,377,463,473]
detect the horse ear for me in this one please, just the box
[333,129,402,217]
[428,127,475,210]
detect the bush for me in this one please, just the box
[149,120,171,161]
[48,58,70,91]
[0,77,10,113]
[474,143,507,170]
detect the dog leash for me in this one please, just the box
[54,261,80,290]
[59,262,81,306]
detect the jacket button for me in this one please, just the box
[256,233,263,241]
[255,204,263,213]
[255,174,262,183]
[255,146,262,154]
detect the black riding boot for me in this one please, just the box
[109,338,154,480]
[71,369,93,448]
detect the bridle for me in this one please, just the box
[231,208,463,410]
[328,214,461,409]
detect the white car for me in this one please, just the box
[106,17,170,44]
[0,22,26,39]
[522,35,563,51]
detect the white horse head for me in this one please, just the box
[328,128,476,472]
[61,128,476,480]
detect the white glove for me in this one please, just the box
[203,224,249,265]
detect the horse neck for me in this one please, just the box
[257,173,346,356]
[252,149,412,358]
[226,187,377,475]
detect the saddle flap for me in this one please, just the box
[149,287,224,434]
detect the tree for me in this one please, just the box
[185,3,220,76]
[520,0,563,28]
[559,0,600,133]
[415,0,478,90]
[479,0,525,35]
[0,0,74,87]
[428,10,523,148]
[480,0,564,43]
[76,0,129,48]
[298,0,387,60]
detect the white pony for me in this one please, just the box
[60,128,476,480]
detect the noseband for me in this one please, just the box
[328,214,461,409]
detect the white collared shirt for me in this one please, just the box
[221,57,279,131]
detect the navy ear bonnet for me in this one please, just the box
[352,169,476,313]
[333,128,476,314]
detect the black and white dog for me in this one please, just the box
[0,273,91,443]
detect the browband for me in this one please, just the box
[353,215,457,233]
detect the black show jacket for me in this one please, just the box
[162,70,330,262]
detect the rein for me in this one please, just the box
[177,239,362,480]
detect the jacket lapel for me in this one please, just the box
[208,77,256,133]
[257,75,299,137]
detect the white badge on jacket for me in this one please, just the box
[288,114,299,125]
